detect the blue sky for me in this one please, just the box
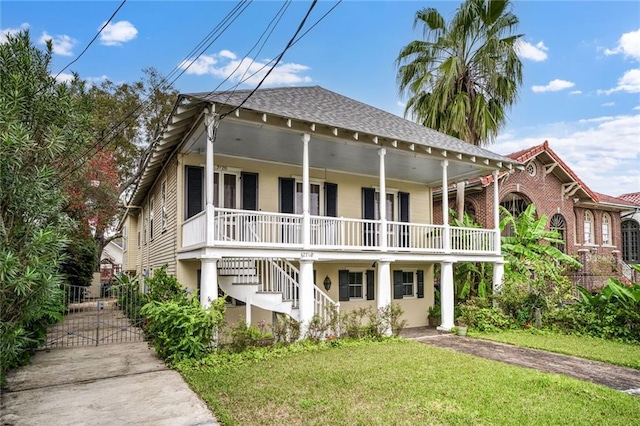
[2,0,639,196]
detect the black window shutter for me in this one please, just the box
[417,270,424,299]
[366,270,375,300]
[279,177,295,214]
[186,166,204,219]
[393,270,404,299]
[196,269,201,293]
[241,172,258,211]
[325,182,338,217]
[399,192,410,222]
[362,188,376,219]
[339,270,350,301]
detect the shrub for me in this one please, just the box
[272,313,300,343]
[141,297,226,364]
[341,307,372,338]
[225,320,273,352]
[114,274,146,321]
[145,265,187,303]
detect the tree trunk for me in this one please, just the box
[456,181,466,221]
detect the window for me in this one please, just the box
[296,182,320,215]
[602,213,611,245]
[393,270,424,299]
[161,181,167,231]
[137,230,141,248]
[338,270,374,301]
[500,193,531,237]
[123,225,127,251]
[402,271,414,297]
[622,220,639,263]
[149,196,154,241]
[348,272,363,299]
[550,213,567,253]
[185,166,204,219]
[526,161,537,177]
[584,210,594,244]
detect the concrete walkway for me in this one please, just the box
[416,334,640,395]
[1,342,218,426]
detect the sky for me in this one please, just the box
[1,0,639,197]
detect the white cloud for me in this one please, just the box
[634,106,640,111]
[569,90,582,95]
[601,102,615,107]
[497,113,640,196]
[55,72,75,83]
[38,32,76,56]
[0,23,29,44]
[515,40,548,61]
[100,21,137,46]
[531,79,575,93]
[599,68,640,95]
[178,50,313,86]
[397,100,406,108]
[604,28,640,60]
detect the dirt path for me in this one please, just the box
[417,335,640,395]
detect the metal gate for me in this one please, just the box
[44,283,145,348]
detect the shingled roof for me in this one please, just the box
[187,86,517,164]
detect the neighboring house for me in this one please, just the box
[121,86,520,331]
[434,141,637,289]
[100,240,123,281]
[618,192,640,275]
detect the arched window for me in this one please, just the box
[550,213,567,253]
[500,192,532,237]
[583,210,594,244]
[602,213,612,245]
[622,220,639,264]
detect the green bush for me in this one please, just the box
[141,297,226,364]
[458,302,512,332]
[225,320,273,352]
[114,274,147,321]
[145,265,187,303]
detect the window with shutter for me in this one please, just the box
[185,166,204,219]
[366,270,375,300]
[241,172,258,211]
[393,270,404,299]
[325,182,337,217]
[417,270,424,299]
[279,178,295,213]
[339,270,350,301]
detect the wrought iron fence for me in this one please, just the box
[43,282,145,348]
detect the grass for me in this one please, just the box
[472,330,640,369]
[180,339,640,425]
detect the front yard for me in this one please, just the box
[180,339,640,425]
[473,330,640,369]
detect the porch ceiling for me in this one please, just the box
[185,119,493,186]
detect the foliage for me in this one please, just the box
[0,31,92,382]
[60,230,97,287]
[341,304,407,338]
[396,0,523,219]
[272,313,301,343]
[224,320,273,352]
[141,297,226,364]
[474,330,640,369]
[145,265,188,303]
[181,339,640,426]
[305,305,340,342]
[458,301,512,331]
[496,204,579,322]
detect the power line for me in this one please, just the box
[53,0,127,82]
[55,0,253,186]
[219,0,318,120]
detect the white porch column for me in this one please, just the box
[441,160,451,253]
[493,170,501,254]
[493,260,505,294]
[205,113,217,246]
[378,148,387,250]
[298,259,314,337]
[200,257,218,307]
[245,302,252,325]
[437,261,455,331]
[302,133,311,249]
[376,260,391,309]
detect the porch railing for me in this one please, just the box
[181,207,499,255]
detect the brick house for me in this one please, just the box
[434,141,637,289]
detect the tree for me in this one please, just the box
[396,0,523,220]
[0,31,92,379]
[80,69,178,270]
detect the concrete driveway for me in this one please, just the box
[1,342,218,426]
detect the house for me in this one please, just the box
[433,141,638,289]
[100,240,123,281]
[120,86,520,332]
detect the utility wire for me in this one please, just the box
[53,0,127,82]
[219,0,318,120]
[55,0,253,186]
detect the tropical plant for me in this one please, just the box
[396,0,523,219]
[145,265,188,303]
[0,31,92,381]
[451,211,493,299]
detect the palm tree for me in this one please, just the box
[396,0,523,220]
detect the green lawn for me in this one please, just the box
[472,330,640,369]
[180,340,640,425]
